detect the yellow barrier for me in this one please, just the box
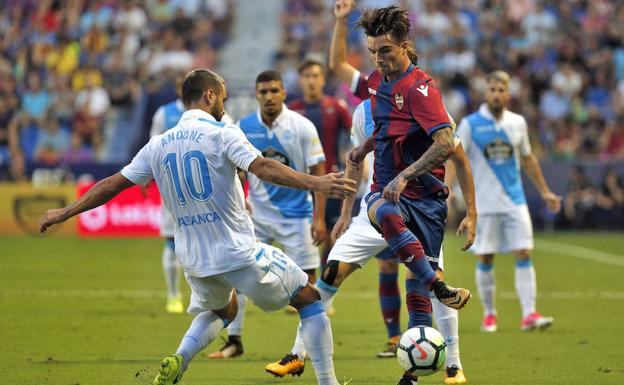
[0,183,77,235]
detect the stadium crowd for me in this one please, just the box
[276,0,624,161]
[0,0,233,181]
[1,0,623,228]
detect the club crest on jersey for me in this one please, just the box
[394,93,404,110]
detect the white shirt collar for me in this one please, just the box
[180,108,217,122]
[256,104,289,129]
[479,103,507,122]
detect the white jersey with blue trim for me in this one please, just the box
[350,99,376,214]
[456,103,532,214]
[238,105,325,221]
[122,109,262,277]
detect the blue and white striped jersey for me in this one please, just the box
[456,103,532,214]
[239,105,325,220]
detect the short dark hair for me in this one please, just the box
[356,6,410,43]
[181,69,224,107]
[298,59,325,75]
[255,70,282,85]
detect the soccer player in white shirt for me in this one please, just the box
[208,70,329,359]
[150,76,236,314]
[39,69,357,385]
[266,97,477,385]
[454,70,561,332]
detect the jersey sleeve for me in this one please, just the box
[121,141,154,185]
[301,118,326,167]
[350,101,367,147]
[149,107,166,137]
[455,118,471,152]
[222,126,262,171]
[408,80,452,136]
[519,116,532,156]
[351,70,370,100]
[336,98,352,133]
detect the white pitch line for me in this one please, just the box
[535,238,624,268]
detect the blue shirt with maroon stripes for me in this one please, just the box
[353,64,451,199]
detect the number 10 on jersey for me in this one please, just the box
[162,150,213,205]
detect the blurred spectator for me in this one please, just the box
[564,166,597,229]
[595,167,624,227]
[34,116,70,166]
[21,71,50,120]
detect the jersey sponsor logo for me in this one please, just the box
[394,93,404,110]
[484,139,514,164]
[245,132,267,139]
[262,147,290,166]
[281,129,295,143]
[177,211,222,227]
[416,84,429,97]
[368,87,377,95]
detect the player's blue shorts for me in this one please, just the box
[366,192,447,269]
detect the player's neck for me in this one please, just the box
[487,105,505,121]
[261,109,281,128]
[303,93,322,104]
[386,59,411,82]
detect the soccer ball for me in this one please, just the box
[397,326,447,376]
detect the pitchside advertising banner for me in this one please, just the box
[0,182,164,236]
[77,182,162,236]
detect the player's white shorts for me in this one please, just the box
[328,211,445,271]
[471,205,534,255]
[160,208,174,238]
[252,214,320,271]
[186,242,308,314]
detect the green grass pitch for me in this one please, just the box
[1,232,624,385]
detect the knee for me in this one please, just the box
[290,284,321,310]
[321,260,354,287]
[478,254,494,265]
[378,258,398,274]
[515,250,531,261]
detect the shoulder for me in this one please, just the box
[238,112,260,131]
[287,99,304,110]
[367,70,382,86]
[505,110,527,126]
[287,109,316,131]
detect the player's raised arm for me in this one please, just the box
[248,157,356,199]
[329,0,358,85]
[449,143,477,251]
[39,173,135,233]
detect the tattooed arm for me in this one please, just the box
[382,127,455,203]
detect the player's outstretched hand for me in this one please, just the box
[315,172,357,199]
[456,215,476,251]
[331,214,352,242]
[39,208,68,233]
[542,191,562,214]
[311,217,328,246]
[335,0,355,19]
[382,175,408,203]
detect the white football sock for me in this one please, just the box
[299,301,339,385]
[227,292,247,336]
[176,311,226,372]
[291,280,337,359]
[475,262,496,316]
[515,261,536,318]
[162,244,180,298]
[432,297,461,369]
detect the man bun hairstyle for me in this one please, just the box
[256,69,283,85]
[182,69,224,107]
[356,5,411,43]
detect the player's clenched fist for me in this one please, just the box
[334,0,355,19]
